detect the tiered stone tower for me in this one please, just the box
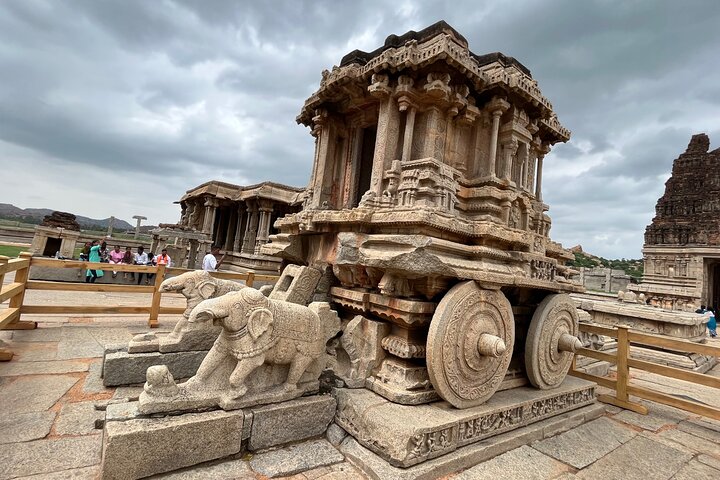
[631,133,720,310]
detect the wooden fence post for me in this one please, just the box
[7,252,36,330]
[0,255,11,360]
[0,255,8,290]
[246,271,255,288]
[596,324,647,415]
[148,264,165,328]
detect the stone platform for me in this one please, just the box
[334,376,596,468]
[101,394,337,479]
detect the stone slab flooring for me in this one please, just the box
[1,272,719,479]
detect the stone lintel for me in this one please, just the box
[334,376,596,468]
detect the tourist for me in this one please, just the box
[145,252,156,284]
[99,241,109,263]
[134,246,149,285]
[156,248,172,268]
[108,245,124,278]
[79,241,91,261]
[85,240,104,283]
[202,245,225,272]
[122,246,134,280]
[707,308,717,338]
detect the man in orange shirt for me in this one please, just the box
[155,248,172,268]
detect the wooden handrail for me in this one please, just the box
[571,322,720,420]
[0,257,30,275]
[0,253,279,361]
[25,280,155,293]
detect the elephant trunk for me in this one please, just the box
[159,275,183,293]
[188,296,230,324]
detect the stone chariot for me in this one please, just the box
[264,21,585,410]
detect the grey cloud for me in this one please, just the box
[1,0,719,257]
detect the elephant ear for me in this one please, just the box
[190,309,214,323]
[248,308,273,340]
[198,281,217,299]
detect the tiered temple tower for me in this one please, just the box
[631,133,720,310]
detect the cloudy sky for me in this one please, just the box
[1,0,719,258]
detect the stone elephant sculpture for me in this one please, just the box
[159,270,247,337]
[187,288,340,402]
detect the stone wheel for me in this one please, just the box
[426,281,514,409]
[524,293,582,390]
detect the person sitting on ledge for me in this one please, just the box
[134,246,149,285]
[108,245,124,278]
[122,246,133,280]
[155,248,172,268]
[202,245,225,272]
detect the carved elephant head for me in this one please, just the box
[190,289,275,341]
[159,270,232,318]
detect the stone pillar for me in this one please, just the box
[422,106,446,160]
[310,110,330,208]
[232,205,246,252]
[106,216,115,237]
[150,234,160,254]
[224,208,236,251]
[369,95,401,198]
[242,202,259,255]
[485,97,509,179]
[255,202,274,254]
[500,138,518,184]
[535,147,548,201]
[187,240,198,269]
[132,215,147,239]
[212,208,224,246]
[202,198,216,234]
[401,106,416,163]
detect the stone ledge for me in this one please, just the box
[340,402,604,480]
[335,377,596,467]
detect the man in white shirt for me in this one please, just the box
[134,246,150,285]
[202,245,225,272]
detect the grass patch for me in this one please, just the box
[0,245,26,258]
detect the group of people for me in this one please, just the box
[80,241,227,284]
[696,305,718,338]
[80,241,172,284]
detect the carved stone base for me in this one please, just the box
[138,361,321,414]
[335,376,596,468]
[339,401,605,480]
[365,358,439,405]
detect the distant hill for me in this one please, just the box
[567,245,644,279]
[0,203,134,230]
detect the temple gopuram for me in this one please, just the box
[631,133,720,311]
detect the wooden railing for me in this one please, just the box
[570,323,720,420]
[0,253,279,361]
